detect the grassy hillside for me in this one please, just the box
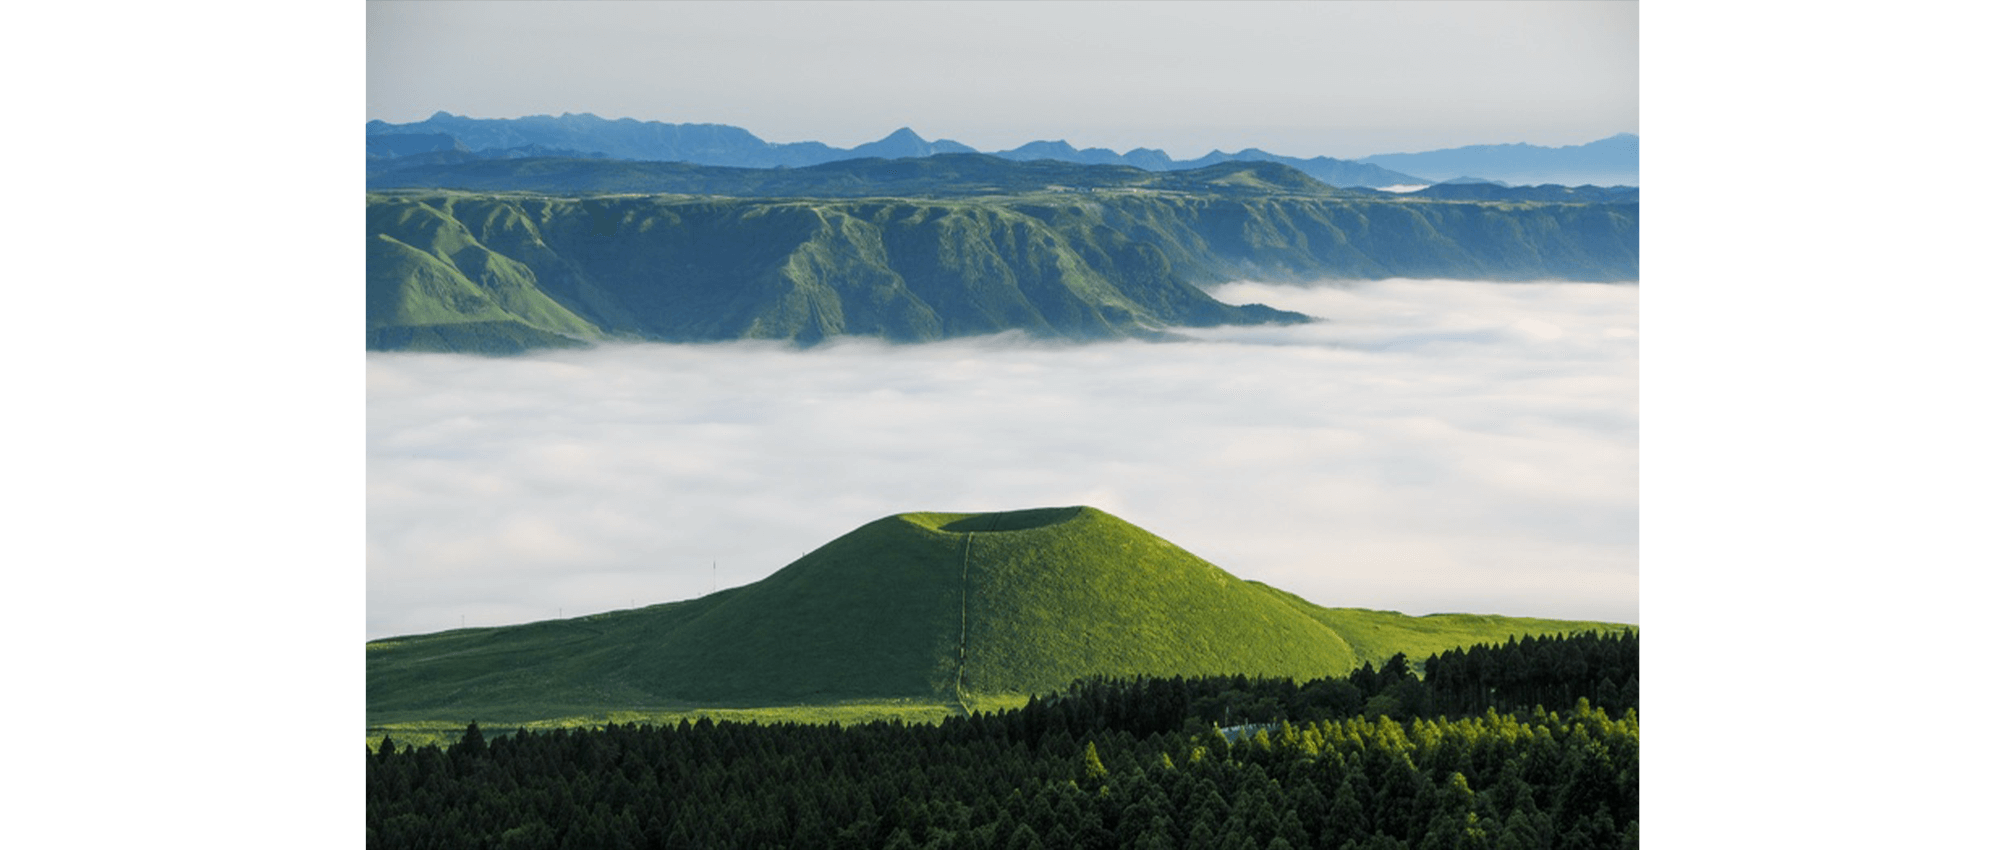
[363,192,1310,349]
[365,196,609,352]
[929,507,1359,700]
[1251,583,1630,668]
[365,188,1636,352]
[366,514,968,721]
[368,507,1629,733]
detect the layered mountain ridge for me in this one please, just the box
[369,112,1640,191]
[366,162,1639,353]
[1358,134,1640,187]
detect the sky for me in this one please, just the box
[366,0,1637,160]
[368,280,1638,641]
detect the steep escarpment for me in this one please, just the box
[1020,193,1638,283]
[365,190,1636,352]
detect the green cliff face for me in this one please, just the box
[365,190,1636,352]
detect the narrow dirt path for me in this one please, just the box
[953,530,974,716]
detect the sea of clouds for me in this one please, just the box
[367,279,1637,640]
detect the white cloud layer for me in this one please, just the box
[368,279,1637,639]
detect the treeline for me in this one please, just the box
[1017,630,1637,736]
[368,632,1636,849]
[1421,632,1637,718]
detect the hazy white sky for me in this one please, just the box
[368,280,1638,640]
[367,0,1636,160]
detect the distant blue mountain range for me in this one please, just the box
[366,112,1638,188]
[1358,134,1639,187]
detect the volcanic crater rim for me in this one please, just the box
[916,506,1090,533]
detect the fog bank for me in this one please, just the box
[368,279,1637,639]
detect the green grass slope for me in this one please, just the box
[368,506,1629,730]
[1250,583,1632,669]
[366,515,969,722]
[363,193,1309,347]
[364,187,1635,351]
[365,198,605,352]
[926,507,1359,699]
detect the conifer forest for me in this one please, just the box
[367,631,1637,849]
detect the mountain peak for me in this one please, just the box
[900,505,1092,533]
[370,502,1631,722]
[844,127,938,159]
[371,505,1361,708]
[1011,139,1079,154]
